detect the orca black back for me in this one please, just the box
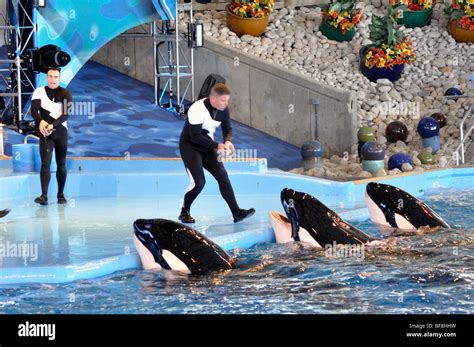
[281,188,375,246]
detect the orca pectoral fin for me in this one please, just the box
[0,209,10,218]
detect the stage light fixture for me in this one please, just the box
[24,44,71,73]
[33,0,46,8]
[187,22,203,48]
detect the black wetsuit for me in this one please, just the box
[31,86,72,197]
[179,98,240,214]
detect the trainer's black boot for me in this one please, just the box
[57,194,67,205]
[233,208,255,223]
[34,194,48,206]
[0,209,10,218]
[179,208,195,224]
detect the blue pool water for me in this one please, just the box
[0,187,472,314]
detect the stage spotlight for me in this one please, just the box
[33,0,46,8]
[24,44,70,73]
[195,23,203,47]
[187,22,203,48]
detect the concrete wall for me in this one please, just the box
[93,24,155,86]
[194,38,357,155]
[92,26,357,156]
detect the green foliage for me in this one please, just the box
[321,0,357,14]
[369,7,403,46]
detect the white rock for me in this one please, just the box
[401,163,413,172]
[378,85,392,93]
[380,92,391,102]
[330,155,342,164]
[377,79,393,86]
[358,171,373,178]
[413,157,422,166]
[388,168,402,175]
[374,169,387,177]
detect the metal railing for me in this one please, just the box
[448,104,473,166]
[0,126,4,156]
[154,3,195,113]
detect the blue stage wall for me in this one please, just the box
[34,0,165,87]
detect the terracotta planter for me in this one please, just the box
[226,6,270,37]
[448,20,474,43]
[359,45,405,83]
[319,20,355,42]
[394,8,432,28]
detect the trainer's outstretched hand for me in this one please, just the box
[224,141,235,155]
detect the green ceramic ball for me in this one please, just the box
[357,127,376,142]
[417,151,436,165]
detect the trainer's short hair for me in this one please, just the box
[210,83,230,96]
[47,67,61,74]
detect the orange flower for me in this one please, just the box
[364,39,415,69]
[323,3,363,32]
[229,0,273,18]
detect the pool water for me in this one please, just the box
[0,189,472,314]
[0,194,275,266]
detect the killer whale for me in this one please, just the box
[133,218,234,274]
[365,182,450,230]
[274,188,375,247]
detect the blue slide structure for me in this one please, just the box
[34,0,177,87]
[152,0,177,21]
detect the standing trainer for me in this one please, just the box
[31,68,71,205]
[179,83,255,224]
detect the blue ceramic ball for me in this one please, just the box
[361,141,385,161]
[301,140,324,159]
[388,153,413,171]
[417,117,440,138]
[445,87,462,100]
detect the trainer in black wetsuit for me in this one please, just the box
[31,68,71,206]
[178,83,255,224]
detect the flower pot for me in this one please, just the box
[359,45,405,83]
[319,20,355,42]
[448,20,474,43]
[394,8,432,28]
[226,6,270,37]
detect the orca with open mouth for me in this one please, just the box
[272,188,375,247]
[133,218,235,274]
[365,182,450,230]
[0,209,10,218]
